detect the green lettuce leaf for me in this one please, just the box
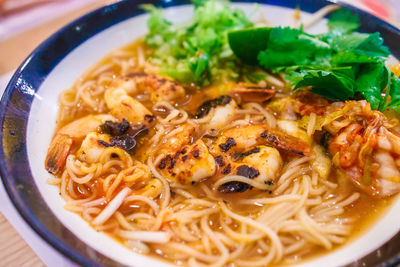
[143,0,253,85]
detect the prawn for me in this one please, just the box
[314,100,400,197]
[108,72,185,103]
[280,94,400,197]
[207,124,312,193]
[194,95,238,130]
[46,72,183,173]
[210,124,312,157]
[155,124,216,185]
[105,75,154,127]
[45,114,115,174]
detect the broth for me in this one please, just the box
[47,38,399,266]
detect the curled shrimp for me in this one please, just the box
[105,75,153,127]
[108,72,185,103]
[210,124,312,157]
[46,72,184,173]
[193,95,238,130]
[45,114,115,174]
[324,101,400,197]
[206,124,312,193]
[155,124,216,185]
[104,72,187,127]
[278,93,400,197]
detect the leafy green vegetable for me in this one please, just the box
[385,74,400,112]
[143,0,253,85]
[257,27,330,70]
[327,9,360,33]
[355,63,388,109]
[228,7,397,108]
[331,33,390,64]
[291,68,355,101]
[144,0,399,113]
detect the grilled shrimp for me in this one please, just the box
[155,124,216,184]
[207,124,312,193]
[105,72,186,126]
[45,114,116,174]
[46,115,148,174]
[105,76,154,127]
[109,72,185,103]
[210,124,312,157]
[195,95,238,130]
[215,145,283,193]
[76,132,112,163]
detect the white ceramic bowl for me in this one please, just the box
[2,1,400,266]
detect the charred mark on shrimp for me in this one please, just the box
[222,164,232,175]
[144,114,155,123]
[195,95,232,118]
[218,166,260,193]
[215,155,225,167]
[219,181,250,193]
[99,119,149,154]
[234,147,260,160]
[100,118,130,136]
[97,140,113,147]
[237,165,259,178]
[219,137,236,152]
[158,155,172,170]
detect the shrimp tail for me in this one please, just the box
[259,128,312,156]
[45,134,73,174]
[231,82,277,102]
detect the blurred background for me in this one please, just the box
[0,0,399,266]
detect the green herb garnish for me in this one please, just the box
[143,0,253,86]
[228,8,400,112]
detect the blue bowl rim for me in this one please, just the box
[1,0,400,266]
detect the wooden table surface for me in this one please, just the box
[0,1,399,266]
[0,1,111,265]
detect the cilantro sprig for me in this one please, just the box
[228,8,400,112]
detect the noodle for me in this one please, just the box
[44,31,397,267]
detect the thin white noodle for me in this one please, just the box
[82,197,106,207]
[119,230,171,243]
[219,201,283,261]
[125,240,150,254]
[213,175,270,191]
[124,195,160,214]
[200,216,229,267]
[93,187,131,225]
[265,75,285,87]
[239,194,301,205]
[149,155,171,209]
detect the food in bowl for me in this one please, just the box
[43,1,400,266]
